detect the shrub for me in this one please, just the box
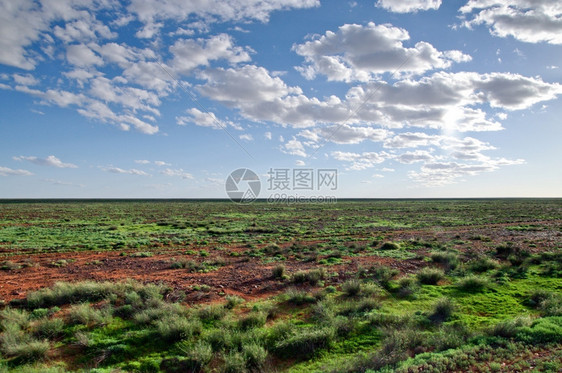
[68,304,110,326]
[380,241,401,250]
[395,277,419,298]
[197,304,226,322]
[416,268,445,285]
[274,327,335,358]
[428,297,454,324]
[489,316,532,338]
[0,308,30,330]
[516,317,562,344]
[272,264,286,279]
[225,295,244,310]
[238,312,267,330]
[468,257,499,273]
[130,251,153,258]
[371,265,398,289]
[456,275,488,292]
[26,281,123,308]
[242,342,267,369]
[430,252,459,271]
[222,351,246,373]
[342,279,362,297]
[495,243,516,258]
[154,316,201,342]
[311,301,335,324]
[7,340,50,362]
[285,288,316,305]
[291,268,326,285]
[177,341,213,370]
[33,318,65,339]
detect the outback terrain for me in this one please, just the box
[0,199,560,372]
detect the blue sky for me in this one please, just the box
[0,0,561,198]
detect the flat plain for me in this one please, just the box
[0,199,560,372]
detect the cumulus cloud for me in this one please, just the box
[376,0,441,13]
[160,168,193,179]
[102,167,150,176]
[282,138,307,157]
[0,166,33,176]
[134,160,171,166]
[239,133,254,141]
[127,0,320,30]
[299,124,390,144]
[13,155,78,168]
[66,44,104,67]
[176,108,242,130]
[293,22,470,82]
[198,65,302,105]
[0,0,46,69]
[461,0,562,44]
[409,157,525,186]
[169,34,251,75]
[332,151,389,170]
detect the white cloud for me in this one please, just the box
[169,34,252,75]
[332,151,388,170]
[127,0,320,31]
[409,157,525,186]
[0,0,45,69]
[154,161,170,167]
[13,73,39,86]
[293,22,470,82]
[264,131,272,140]
[461,0,562,44]
[66,44,104,67]
[384,132,441,148]
[299,124,390,144]
[176,108,242,130]
[134,160,171,166]
[160,168,193,179]
[283,138,307,157]
[43,178,85,187]
[0,166,33,176]
[13,155,78,168]
[394,150,435,164]
[376,0,441,13]
[295,160,306,166]
[198,65,302,105]
[103,167,150,176]
[239,133,254,141]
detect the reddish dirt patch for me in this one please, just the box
[1,219,559,305]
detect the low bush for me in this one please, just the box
[468,257,499,273]
[238,312,267,330]
[272,264,286,279]
[285,288,316,305]
[428,297,454,324]
[291,268,326,285]
[380,241,401,250]
[242,341,268,370]
[274,326,335,358]
[416,268,445,285]
[430,251,459,271]
[33,318,65,339]
[342,279,362,297]
[154,315,202,342]
[456,275,489,293]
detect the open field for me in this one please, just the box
[0,199,561,372]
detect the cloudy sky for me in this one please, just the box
[0,0,561,198]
